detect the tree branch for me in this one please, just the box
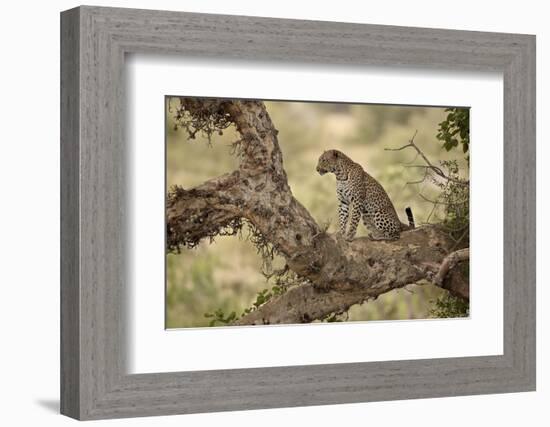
[432,248,470,300]
[235,227,470,325]
[386,130,469,186]
[166,171,248,251]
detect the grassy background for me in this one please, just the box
[166,99,468,328]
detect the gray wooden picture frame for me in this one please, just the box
[60,5,536,420]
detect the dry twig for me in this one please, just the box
[386,130,469,186]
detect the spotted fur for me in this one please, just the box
[316,149,414,241]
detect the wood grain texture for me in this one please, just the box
[60,5,536,420]
[60,7,80,419]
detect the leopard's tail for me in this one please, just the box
[404,207,415,230]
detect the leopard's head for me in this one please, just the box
[316,149,344,175]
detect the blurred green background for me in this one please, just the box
[166,99,467,328]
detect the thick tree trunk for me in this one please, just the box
[167,98,469,325]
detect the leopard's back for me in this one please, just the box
[362,172,403,239]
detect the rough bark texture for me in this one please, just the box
[167,98,469,325]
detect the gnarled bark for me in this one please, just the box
[167,98,469,325]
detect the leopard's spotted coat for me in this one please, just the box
[316,149,414,241]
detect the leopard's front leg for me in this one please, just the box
[338,200,350,236]
[345,200,361,241]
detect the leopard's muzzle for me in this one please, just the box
[316,166,327,175]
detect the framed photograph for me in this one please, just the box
[61,6,535,420]
[164,97,471,330]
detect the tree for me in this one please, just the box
[167,98,469,326]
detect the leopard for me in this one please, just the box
[316,149,414,241]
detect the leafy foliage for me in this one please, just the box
[429,160,469,246]
[203,286,281,326]
[436,108,470,155]
[426,108,470,315]
[204,308,238,327]
[169,97,234,143]
[429,293,469,318]
[205,268,309,325]
[241,288,275,317]
[320,311,349,323]
[423,107,470,247]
